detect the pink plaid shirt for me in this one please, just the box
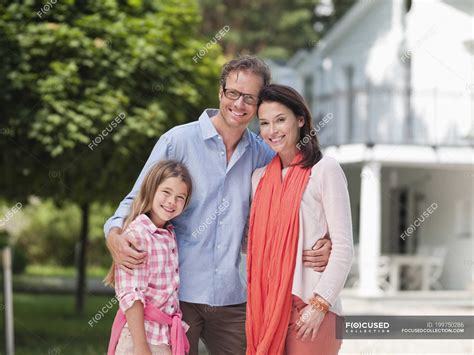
[114,214,185,346]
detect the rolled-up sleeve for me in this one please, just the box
[103,134,172,237]
[114,230,150,312]
[312,159,354,306]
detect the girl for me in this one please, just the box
[105,160,192,355]
[246,85,353,355]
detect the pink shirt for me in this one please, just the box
[114,214,184,346]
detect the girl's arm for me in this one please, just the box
[125,301,151,355]
[114,228,151,354]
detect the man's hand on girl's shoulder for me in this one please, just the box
[106,227,147,273]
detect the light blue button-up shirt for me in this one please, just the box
[104,109,274,306]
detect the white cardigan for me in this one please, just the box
[250,156,353,315]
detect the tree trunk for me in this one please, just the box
[75,203,89,314]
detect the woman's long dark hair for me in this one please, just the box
[258,84,322,169]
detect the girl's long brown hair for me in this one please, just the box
[103,160,193,286]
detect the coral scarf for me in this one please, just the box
[246,154,311,355]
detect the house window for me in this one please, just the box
[389,187,409,254]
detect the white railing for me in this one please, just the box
[311,85,473,147]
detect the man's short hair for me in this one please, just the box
[220,55,272,89]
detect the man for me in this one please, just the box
[104,55,331,355]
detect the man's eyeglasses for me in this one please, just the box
[223,87,258,105]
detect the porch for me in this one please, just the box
[325,144,474,296]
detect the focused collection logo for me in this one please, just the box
[345,321,390,333]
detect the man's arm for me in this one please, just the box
[241,220,249,254]
[302,236,332,272]
[106,227,148,272]
[104,134,172,271]
[255,135,276,169]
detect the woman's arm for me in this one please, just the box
[297,158,353,340]
[312,157,354,305]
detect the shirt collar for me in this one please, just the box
[199,108,251,146]
[135,214,174,235]
[199,109,220,140]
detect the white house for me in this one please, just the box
[270,0,473,296]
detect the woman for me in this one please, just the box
[246,84,353,355]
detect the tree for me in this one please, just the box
[196,0,356,60]
[0,0,222,313]
[197,0,320,60]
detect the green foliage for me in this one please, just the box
[0,230,8,248]
[14,199,113,268]
[15,199,79,266]
[0,228,27,273]
[197,0,319,60]
[11,246,28,274]
[197,0,356,60]
[0,0,222,206]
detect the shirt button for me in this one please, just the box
[219,221,223,225]
[172,249,176,253]
[215,268,218,273]
[217,244,221,249]
[171,305,175,309]
[220,151,225,155]
[175,287,178,291]
[175,268,178,273]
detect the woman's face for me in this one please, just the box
[258,101,304,155]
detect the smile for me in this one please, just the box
[229,108,246,117]
[161,205,175,213]
[269,135,285,143]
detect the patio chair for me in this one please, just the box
[403,246,447,290]
[346,245,393,291]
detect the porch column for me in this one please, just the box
[358,161,383,296]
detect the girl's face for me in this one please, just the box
[150,177,188,228]
[258,101,304,155]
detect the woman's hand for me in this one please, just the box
[294,305,326,341]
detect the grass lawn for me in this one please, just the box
[7,293,116,355]
[25,264,109,279]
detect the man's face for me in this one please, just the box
[218,70,263,130]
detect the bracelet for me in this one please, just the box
[309,295,329,314]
